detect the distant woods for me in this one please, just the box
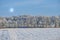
[0,15,60,28]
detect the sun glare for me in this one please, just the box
[10,8,14,12]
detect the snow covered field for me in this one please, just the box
[0,28,60,40]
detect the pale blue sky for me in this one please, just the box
[0,0,60,17]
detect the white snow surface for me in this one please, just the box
[0,28,60,40]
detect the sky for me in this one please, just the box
[0,0,60,17]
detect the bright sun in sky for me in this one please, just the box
[10,8,14,12]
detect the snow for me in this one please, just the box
[0,28,60,40]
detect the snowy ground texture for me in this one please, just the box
[0,28,60,40]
